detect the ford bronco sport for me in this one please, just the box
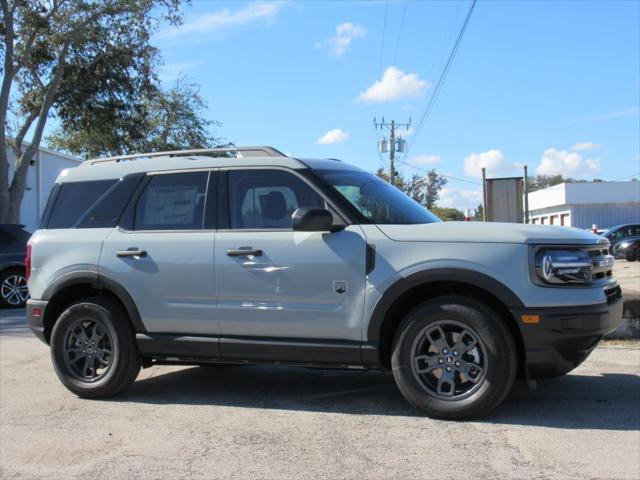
[26,146,623,419]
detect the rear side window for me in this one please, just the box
[134,172,208,230]
[47,180,116,229]
[77,175,143,228]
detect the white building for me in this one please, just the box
[5,144,82,233]
[528,181,640,230]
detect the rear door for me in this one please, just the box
[214,168,367,343]
[99,170,219,335]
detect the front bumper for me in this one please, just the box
[26,299,48,344]
[512,286,624,378]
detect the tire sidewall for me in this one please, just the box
[51,300,126,394]
[391,296,516,419]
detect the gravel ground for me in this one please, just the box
[1,309,639,480]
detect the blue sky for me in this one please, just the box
[152,0,640,209]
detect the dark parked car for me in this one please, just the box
[602,224,640,249]
[612,238,640,262]
[0,224,31,308]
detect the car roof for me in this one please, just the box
[55,147,362,183]
[59,155,307,183]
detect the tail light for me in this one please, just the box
[25,244,32,283]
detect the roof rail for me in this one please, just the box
[84,146,286,165]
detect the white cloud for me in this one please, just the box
[535,148,600,177]
[358,67,429,103]
[463,149,507,177]
[574,106,640,123]
[437,187,483,210]
[571,141,600,151]
[317,129,349,145]
[316,22,366,58]
[158,1,284,38]
[411,154,441,165]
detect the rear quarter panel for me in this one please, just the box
[27,229,111,299]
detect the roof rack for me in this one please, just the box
[84,146,287,165]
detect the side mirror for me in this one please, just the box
[292,207,342,232]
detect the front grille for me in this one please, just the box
[604,285,622,304]
[587,246,614,280]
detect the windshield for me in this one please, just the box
[316,169,441,224]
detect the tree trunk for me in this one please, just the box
[6,41,70,225]
[0,0,15,223]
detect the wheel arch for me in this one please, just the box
[41,273,145,343]
[0,262,25,275]
[366,269,526,370]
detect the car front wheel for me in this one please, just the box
[50,297,141,398]
[391,296,517,419]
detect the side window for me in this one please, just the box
[134,172,208,231]
[228,170,325,229]
[47,180,116,229]
[632,225,640,236]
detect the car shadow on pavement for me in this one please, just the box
[0,308,30,336]
[121,364,640,430]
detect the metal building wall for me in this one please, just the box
[570,203,640,230]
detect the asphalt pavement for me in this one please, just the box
[1,308,639,479]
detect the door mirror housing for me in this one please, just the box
[292,207,343,232]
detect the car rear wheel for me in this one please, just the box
[391,296,517,419]
[625,250,638,262]
[0,268,29,308]
[50,297,140,398]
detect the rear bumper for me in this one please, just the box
[512,289,624,378]
[26,299,48,344]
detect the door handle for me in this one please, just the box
[116,249,147,258]
[226,248,263,257]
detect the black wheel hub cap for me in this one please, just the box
[63,318,114,382]
[410,320,488,400]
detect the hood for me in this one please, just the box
[376,222,605,245]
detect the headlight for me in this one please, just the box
[535,249,594,284]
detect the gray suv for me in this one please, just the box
[26,147,623,419]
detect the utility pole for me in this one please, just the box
[374,117,411,185]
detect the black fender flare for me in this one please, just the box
[366,268,525,343]
[42,270,146,333]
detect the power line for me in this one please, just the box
[392,0,408,66]
[399,159,481,185]
[378,0,389,78]
[406,0,477,157]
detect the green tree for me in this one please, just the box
[431,206,464,221]
[375,167,447,210]
[424,169,447,209]
[1,0,181,223]
[374,166,405,190]
[526,174,587,192]
[473,203,484,221]
[49,77,224,157]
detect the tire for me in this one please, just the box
[50,296,141,398]
[0,267,29,308]
[625,250,637,262]
[391,295,517,420]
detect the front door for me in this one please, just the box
[215,168,367,345]
[99,170,218,335]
